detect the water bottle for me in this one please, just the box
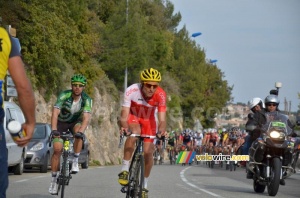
[7,120,26,142]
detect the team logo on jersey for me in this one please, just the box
[126,87,139,96]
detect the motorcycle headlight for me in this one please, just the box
[30,142,44,151]
[269,131,285,140]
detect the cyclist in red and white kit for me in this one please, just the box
[118,68,167,197]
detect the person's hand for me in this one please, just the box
[120,127,131,136]
[156,131,167,140]
[51,130,60,137]
[15,122,35,147]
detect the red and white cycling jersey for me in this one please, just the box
[122,83,167,140]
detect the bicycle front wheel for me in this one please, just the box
[134,155,144,198]
[60,154,67,198]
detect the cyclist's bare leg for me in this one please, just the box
[222,146,228,155]
[144,142,155,177]
[123,136,137,160]
[172,146,176,157]
[51,141,63,172]
[73,124,83,153]
[123,123,141,161]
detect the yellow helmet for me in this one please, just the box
[140,68,161,82]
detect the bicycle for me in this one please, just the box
[168,145,176,165]
[153,145,161,165]
[228,145,237,171]
[120,133,157,198]
[50,131,73,198]
[153,139,165,165]
[194,145,201,165]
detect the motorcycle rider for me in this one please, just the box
[245,97,266,178]
[247,94,296,185]
[244,98,266,152]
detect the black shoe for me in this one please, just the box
[246,171,253,179]
[280,179,285,186]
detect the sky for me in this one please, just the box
[170,0,300,112]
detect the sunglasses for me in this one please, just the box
[267,103,277,107]
[144,83,158,89]
[72,84,84,88]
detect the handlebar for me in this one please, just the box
[118,129,165,148]
[49,131,73,147]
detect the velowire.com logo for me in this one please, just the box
[195,153,249,161]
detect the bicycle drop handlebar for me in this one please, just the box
[118,129,165,148]
[49,131,73,147]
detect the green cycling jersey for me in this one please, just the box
[54,90,92,123]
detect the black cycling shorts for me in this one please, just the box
[57,120,81,134]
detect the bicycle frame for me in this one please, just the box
[56,132,73,198]
[121,134,156,198]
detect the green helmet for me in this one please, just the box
[71,74,87,85]
[169,132,175,137]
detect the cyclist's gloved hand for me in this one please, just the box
[51,130,60,137]
[75,132,85,139]
[156,131,166,140]
[121,127,131,136]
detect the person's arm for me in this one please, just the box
[77,97,92,132]
[120,106,130,135]
[78,112,91,132]
[51,108,60,130]
[157,111,167,136]
[8,56,35,147]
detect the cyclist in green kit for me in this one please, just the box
[49,74,92,195]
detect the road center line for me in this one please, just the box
[180,167,224,197]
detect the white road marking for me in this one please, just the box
[12,167,105,183]
[180,166,224,197]
[15,179,29,183]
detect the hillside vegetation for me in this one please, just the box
[1,0,232,129]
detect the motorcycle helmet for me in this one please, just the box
[249,97,265,110]
[265,95,280,106]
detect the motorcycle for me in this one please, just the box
[247,112,293,196]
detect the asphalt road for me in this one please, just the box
[7,161,300,198]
